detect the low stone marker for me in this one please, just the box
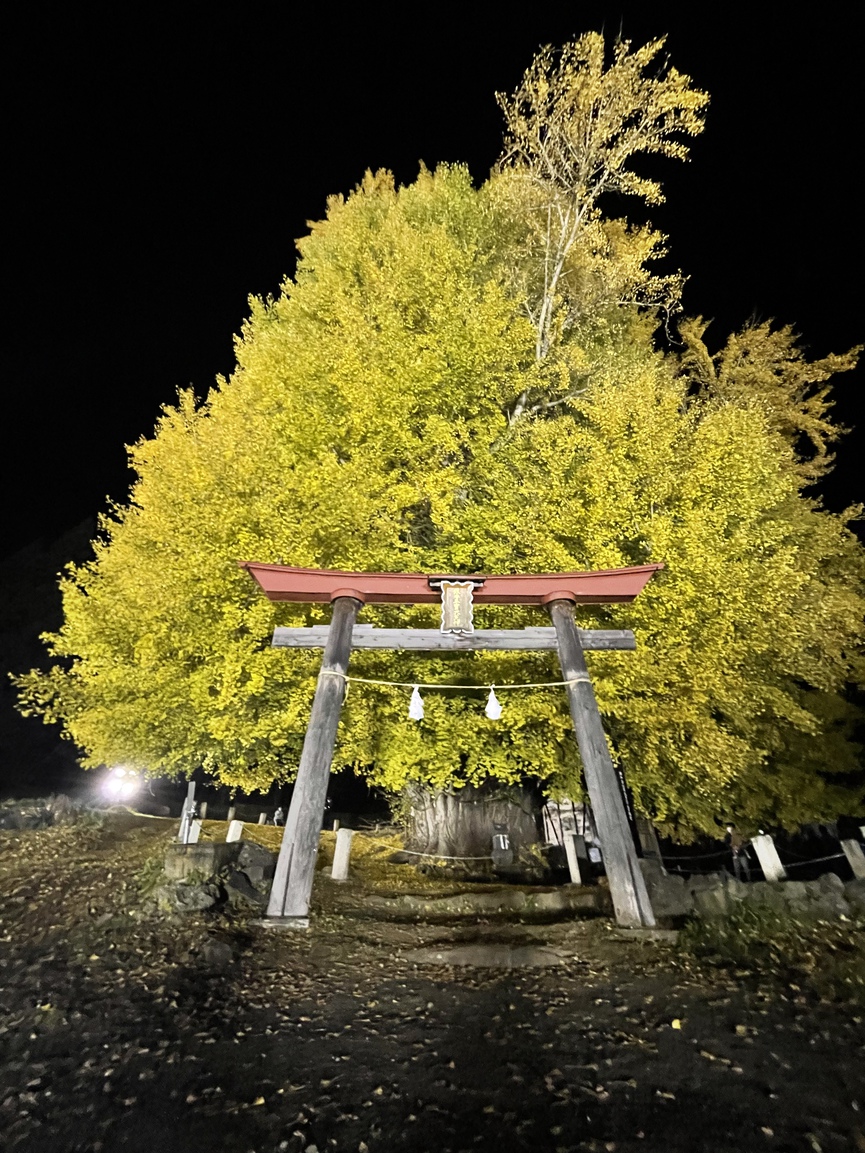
[226,820,244,843]
[751,833,786,882]
[227,805,236,823]
[187,819,202,844]
[331,827,355,881]
[564,832,584,885]
[199,801,208,820]
[841,838,865,880]
[258,812,267,825]
[177,781,196,843]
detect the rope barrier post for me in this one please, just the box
[263,595,363,928]
[547,598,655,928]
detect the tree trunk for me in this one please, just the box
[403,783,542,875]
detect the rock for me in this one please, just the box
[387,851,415,865]
[724,875,749,903]
[163,842,241,881]
[688,871,728,893]
[780,880,808,902]
[639,859,693,919]
[237,841,277,879]
[748,881,789,913]
[156,881,221,913]
[844,878,865,915]
[692,885,732,919]
[0,798,65,830]
[804,880,850,920]
[240,864,272,889]
[225,870,268,909]
[815,871,845,893]
[200,938,234,967]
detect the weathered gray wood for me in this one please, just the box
[265,596,361,924]
[548,599,655,928]
[272,626,635,651]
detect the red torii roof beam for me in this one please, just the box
[239,562,663,606]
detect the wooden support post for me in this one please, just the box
[264,596,362,925]
[547,599,656,928]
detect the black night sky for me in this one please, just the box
[3,7,863,555]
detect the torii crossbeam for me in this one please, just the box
[240,562,663,929]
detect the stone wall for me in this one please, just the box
[639,859,865,923]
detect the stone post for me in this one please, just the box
[840,839,865,880]
[751,833,786,882]
[226,820,244,843]
[331,828,355,881]
[178,781,196,844]
[564,832,583,885]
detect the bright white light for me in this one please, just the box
[103,767,140,801]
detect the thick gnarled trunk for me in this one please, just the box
[403,783,542,875]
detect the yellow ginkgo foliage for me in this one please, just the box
[16,158,863,839]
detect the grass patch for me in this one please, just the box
[680,904,865,1007]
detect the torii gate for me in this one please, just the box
[240,562,662,929]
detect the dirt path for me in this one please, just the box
[1,820,862,1152]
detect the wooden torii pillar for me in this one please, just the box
[240,562,662,929]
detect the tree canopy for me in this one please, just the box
[17,34,864,837]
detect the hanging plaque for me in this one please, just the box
[439,580,475,634]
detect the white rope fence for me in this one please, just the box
[319,668,589,720]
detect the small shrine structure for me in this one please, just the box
[240,562,662,929]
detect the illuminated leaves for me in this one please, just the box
[14,142,864,835]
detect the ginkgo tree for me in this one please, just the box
[16,35,864,839]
